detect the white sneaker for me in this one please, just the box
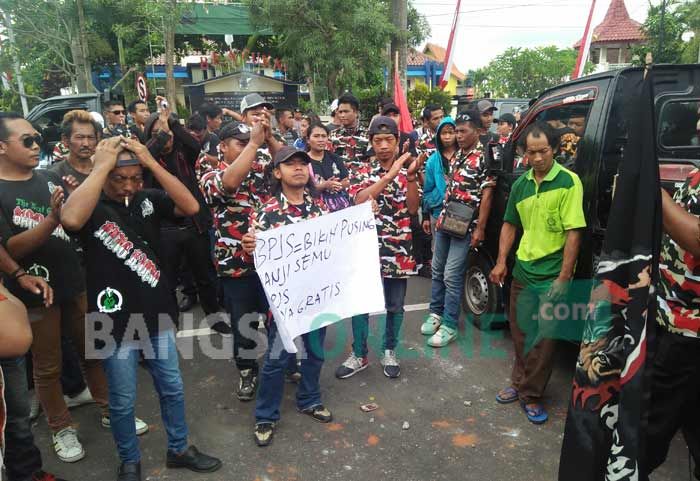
[29,392,42,421]
[380,350,401,378]
[52,427,85,463]
[64,388,94,409]
[420,313,442,335]
[101,415,150,436]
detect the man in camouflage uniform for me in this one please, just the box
[415,104,445,157]
[198,93,282,402]
[241,146,332,447]
[329,93,370,173]
[643,171,700,480]
[335,116,420,380]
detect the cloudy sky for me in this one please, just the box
[414,0,654,72]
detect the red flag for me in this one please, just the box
[439,0,462,90]
[393,70,413,134]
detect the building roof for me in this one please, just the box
[407,49,431,67]
[183,70,305,87]
[574,0,645,48]
[423,42,466,81]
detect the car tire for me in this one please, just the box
[462,254,505,331]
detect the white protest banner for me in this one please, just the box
[253,202,385,353]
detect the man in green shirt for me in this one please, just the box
[490,121,586,424]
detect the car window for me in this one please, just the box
[512,101,593,174]
[658,100,700,150]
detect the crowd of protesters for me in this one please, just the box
[0,88,696,481]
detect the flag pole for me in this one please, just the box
[572,0,596,79]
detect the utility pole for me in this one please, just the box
[390,0,407,94]
[164,1,178,109]
[1,10,28,115]
[76,0,94,92]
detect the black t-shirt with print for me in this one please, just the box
[0,170,85,307]
[310,151,349,181]
[69,189,178,343]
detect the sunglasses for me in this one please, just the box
[5,134,43,148]
[110,110,126,115]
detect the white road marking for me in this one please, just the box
[176,303,430,339]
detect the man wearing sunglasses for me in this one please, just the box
[60,136,222,481]
[104,101,129,138]
[0,112,117,464]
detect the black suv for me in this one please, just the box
[464,64,700,329]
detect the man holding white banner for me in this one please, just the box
[242,146,385,447]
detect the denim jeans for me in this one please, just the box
[102,330,188,464]
[255,321,326,424]
[429,229,471,329]
[220,276,268,373]
[352,277,407,357]
[0,356,43,481]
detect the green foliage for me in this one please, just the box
[471,46,584,99]
[407,1,431,47]
[248,0,395,100]
[632,0,700,64]
[407,84,451,120]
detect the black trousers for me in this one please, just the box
[1,356,43,481]
[160,225,220,317]
[643,328,700,480]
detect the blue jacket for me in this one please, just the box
[422,117,456,219]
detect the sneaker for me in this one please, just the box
[101,415,150,436]
[210,320,232,337]
[420,313,442,335]
[31,470,68,481]
[299,404,333,423]
[30,391,42,421]
[64,387,94,409]
[165,445,222,473]
[334,353,369,379]
[52,427,85,463]
[427,324,458,347]
[237,369,258,402]
[380,349,401,378]
[254,422,274,447]
[116,462,141,481]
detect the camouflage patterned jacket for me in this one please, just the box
[416,129,436,157]
[198,147,272,278]
[329,124,370,172]
[657,168,700,338]
[251,191,327,232]
[437,143,497,231]
[349,160,416,278]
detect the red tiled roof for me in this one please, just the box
[423,42,466,81]
[574,0,645,48]
[408,49,431,66]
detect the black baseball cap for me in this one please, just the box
[219,121,251,141]
[498,113,517,126]
[381,103,400,116]
[455,110,484,129]
[368,115,399,137]
[115,154,141,168]
[273,146,311,167]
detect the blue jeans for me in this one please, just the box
[1,356,43,481]
[429,229,471,329]
[352,277,407,357]
[102,330,188,463]
[255,321,326,423]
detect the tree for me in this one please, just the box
[407,83,451,120]
[471,46,585,99]
[631,0,700,65]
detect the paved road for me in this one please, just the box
[33,278,689,481]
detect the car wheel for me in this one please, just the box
[462,255,504,330]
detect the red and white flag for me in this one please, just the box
[572,0,597,79]
[439,0,462,90]
[393,69,413,134]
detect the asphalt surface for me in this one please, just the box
[32,278,690,481]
